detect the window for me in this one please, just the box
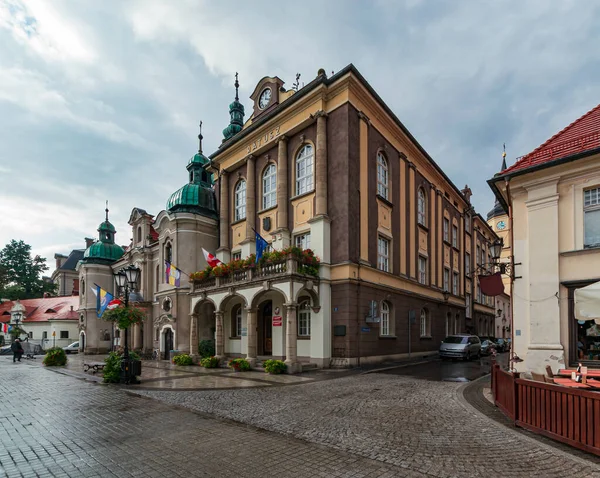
[443,268,450,292]
[477,284,481,303]
[137,226,142,243]
[418,256,427,284]
[165,243,172,264]
[453,272,459,296]
[295,233,311,250]
[378,236,390,272]
[296,145,314,195]
[60,331,68,339]
[420,308,430,337]
[232,305,242,338]
[466,293,471,318]
[585,187,600,247]
[298,301,311,337]
[417,188,427,226]
[262,164,277,210]
[377,153,389,200]
[232,251,242,261]
[476,245,481,266]
[156,265,159,291]
[443,217,449,242]
[27,331,33,339]
[465,252,471,275]
[452,224,458,248]
[234,180,246,221]
[380,301,391,336]
[465,214,471,234]
[42,331,48,339]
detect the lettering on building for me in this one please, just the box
[246,126,281,153]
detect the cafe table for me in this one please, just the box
[552,377,593,389]
[557,369,600,378]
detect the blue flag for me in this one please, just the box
[255,230,269,263]
[95,284,114,318]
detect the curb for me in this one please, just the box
[360,355,440,374]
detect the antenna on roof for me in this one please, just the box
[293,73,301,91]
[198,121,203,154]
[234,72,239,101]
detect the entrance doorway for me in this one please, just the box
[259,301,273,356]
[163,328,173,360]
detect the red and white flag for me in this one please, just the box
[202,248,222,268]
[107,298,124,309]
[1,322,7,334]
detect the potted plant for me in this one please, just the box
[263,359,287,374]
[228,358,251,372]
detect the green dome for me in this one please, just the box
[188,152,209,166]
[166,183,217,218]
[83,241,124,264]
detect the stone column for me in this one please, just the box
[218,170,230,254]
[315,111,328,217]
[245,307,257,366]
[284,303,301,373]
[189,314,198,358]
[246,155,256,240]
[276,135,289,231]
[214,311,224,358]
[132,323,142,350]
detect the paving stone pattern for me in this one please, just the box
[137,373,600,477]
[0,358,423,478]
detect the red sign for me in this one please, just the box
[272,316,282,327]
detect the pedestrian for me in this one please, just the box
[11,338,24,363]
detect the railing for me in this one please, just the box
[255,260,286,278]
[491,363,600,456]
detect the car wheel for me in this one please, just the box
[65,350,70,354]
[465,351,471,361]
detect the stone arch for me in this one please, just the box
[250,287,289,310]
[160,323,175,360]
[192,299,217,357]
[217,293,248,314]
[294,286,320,311]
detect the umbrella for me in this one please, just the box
[575,281,600,325]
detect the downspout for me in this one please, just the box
[504,178,516,370]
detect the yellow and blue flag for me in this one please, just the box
[165,262,181,287]
[95,284,114,318]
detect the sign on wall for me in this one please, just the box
[272,316,282,327]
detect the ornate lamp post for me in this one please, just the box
[10,300,26,341]
[114,264,141,384]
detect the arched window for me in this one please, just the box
[298,300,311,337]
[380,301,391,336]
[262,163,277,209]
[155,265,159,291]
[418,188,427,226]
[137,226,142,243]
[420,308,430,337]
[231,305,242,338]
[235,180,246,221]
[295,145,314,196]
[81,279,85,297]
[377,153,389,200]
[165,243,172,264]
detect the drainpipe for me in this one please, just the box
[505,178,516,371]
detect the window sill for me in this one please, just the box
[291,189,315,202]
[258,205,278,215]
[417,223,429,232]
[443,240,451,246]
[297,336,311,340]
[231,217,247,226]
[376,194,393,208]
[420,335,433,340]
[561,246,600,257]
[229,337,241,340]
[379,335,397,340]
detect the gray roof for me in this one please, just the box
[60,250,85,271]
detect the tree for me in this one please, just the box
[0,240,57,300]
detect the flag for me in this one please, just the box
[165,261,181,287]
[202,248,222,268]
[95,284,114,318]
[1,323,7,334]
[254,229,269,263]
[107,298,123,309]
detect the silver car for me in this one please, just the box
[439,334,481,361]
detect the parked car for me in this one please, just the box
[495,338,508,353]
[0,345,11,355]
[63,341,80,354]
[439,334,481,361]
[480,340,496,356]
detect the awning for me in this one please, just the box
[574,281,600,324]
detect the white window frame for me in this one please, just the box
[465,252,471,276]
[262,163,277,210]
[378,236,390,272]
[443,268,450,292]
[453,272,459,296]
[452,224,458,248]
[420,309,429,337]
[294,232,311,250]
[295,145,314,196]
[417,188,427,226]
[232,251,242,261]
[234,180,246,221]
[418,256,427,284]
[476,245,481,266]
[377,153,389,200]
[465,214,471,234]
[466,293,471,318]
[232,306,242,337]
[443,217,449,242]
[298,301,311,337]
[380,301,391,336]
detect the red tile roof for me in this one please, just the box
[149,225,159,242]
[502,103,600,175]
[0,296,79,323]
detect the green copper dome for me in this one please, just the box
[223,73,245,141]
[83,207,124,265]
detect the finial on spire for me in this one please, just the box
[198,121,203,153]
[501,143,507,170]
[293,73,301,91]
[105,200,109,221]
[234,72,239,101]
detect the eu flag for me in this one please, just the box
[255,230,269,263]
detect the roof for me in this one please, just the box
[501,103,600,176]
[0,296,79,324]
[59,250,84,271]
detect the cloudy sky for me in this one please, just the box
[1,0,599,275]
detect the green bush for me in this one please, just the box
[42,347,67,366]
[173,354,194,366]
[199,356,220,368]
[228,358,251,372]
[103,350,140,383]
[263,359,287,374]
[198,339,215,358]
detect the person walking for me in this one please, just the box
[11,338,24,363]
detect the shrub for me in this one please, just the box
[200,356,220,368]
[42,347,67,366]
[228,358,251,372]
[263,359,287,374]
[172,354,194,366]
[102,306,146,330]
[198,339,215,358]
[103,350,141,383]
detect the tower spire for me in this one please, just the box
[222,71,245,142]
[105,200,109,222]
[234,72,239,102]
[198,121,203,154]
[501,143,507,171]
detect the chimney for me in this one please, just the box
[461,184,473,203]
[85,237,94,248]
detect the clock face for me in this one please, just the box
[497,220,506,230]
[258,88,272,109]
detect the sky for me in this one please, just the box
[1,0,599,276]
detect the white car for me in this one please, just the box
[63,341,80,354]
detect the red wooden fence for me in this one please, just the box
[491,364,600,457]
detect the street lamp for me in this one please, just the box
[113,264,140,384]
[442,289,450,302]
[10,300,26,341]
[490,237,503,262]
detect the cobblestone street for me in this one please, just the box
[2,356,600,477]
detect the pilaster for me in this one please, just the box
[245,307,257,365]
[214,311,224,358]
[314,111,328,218]
[284,303,302,373]
[246,155,256,241]
[217,170,230,262]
